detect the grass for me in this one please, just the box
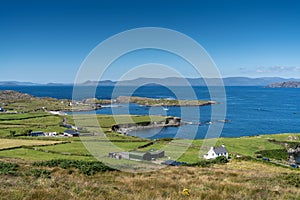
[0,139,63,150]
[37,141,149,155]
[1,93,300,199]
[0,109,299,199]
[1,111,299,165]
[0,159,299,200]
[0,148,96,161]
[256,149,289,160]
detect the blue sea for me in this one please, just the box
[1,85,300,139]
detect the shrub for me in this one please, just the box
[27,169,51,178]
[33,159,115,175]
[256,149,288,160]
[214,156,229,164]
[185,156,229,167]
[185,160,214,167]
[282,174,300,187]
[0,161,19,175]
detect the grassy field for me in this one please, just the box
[0,104,300,199]
[0,112,69,137]
[0,139,63,150]
[0,148,95,161]
[1,111,299,164]
[0,158,299,200]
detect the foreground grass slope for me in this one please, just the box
[0,158,299,200]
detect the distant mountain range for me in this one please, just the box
[80,77,300,86]
[1,77,300,86]
[0,81,39,86]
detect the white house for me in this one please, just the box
[204,145,228,159]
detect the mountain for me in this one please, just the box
[82,80,115,86]
[266,81,300,88]
[79,77,300,86]
[2,77,300,86]
[0,81,39,86]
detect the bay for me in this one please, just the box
[1,85,300,139]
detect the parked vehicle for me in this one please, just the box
[290,163,299,168]
[262,158,270,162]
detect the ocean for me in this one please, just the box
[1,85,300,139]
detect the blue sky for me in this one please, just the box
[1,0,300,83]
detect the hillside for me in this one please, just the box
[0,158,299,200]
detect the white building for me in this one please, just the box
[204,145,229,159]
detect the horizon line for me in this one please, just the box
[1,76,300,85]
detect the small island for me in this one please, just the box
[116,96,217,106]
[266,81,300,88]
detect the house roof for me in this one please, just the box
[149,150,164,155]
[213,146,228,154]
[129,151,149,156]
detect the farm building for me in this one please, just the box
[204,145,228,159]
[149,150,165,159]
[129,151,152,161]
[109,152,130,159]
[64,129,80,137]
[44,132,57,137]
[109,150,165,161]
[30,131,45,137]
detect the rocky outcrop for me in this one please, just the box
[288,144,300,164]
[266,81,300,88]
[111,117,181,134]
[0,90,34,100]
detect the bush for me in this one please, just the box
[185,160,213,167]
[185,156,229,167]
[214,156,229,164]
[0,161,19,175]
[256,149,288,160]
[235,155,255,161]
[33,159,115,175]
[27,169,51,178]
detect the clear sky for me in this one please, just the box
[1,0,300,83]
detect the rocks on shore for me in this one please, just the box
[266,81,300,88]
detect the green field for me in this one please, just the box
[0,139,63,150]
[0,111,299,164]
[0,110,300,200]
